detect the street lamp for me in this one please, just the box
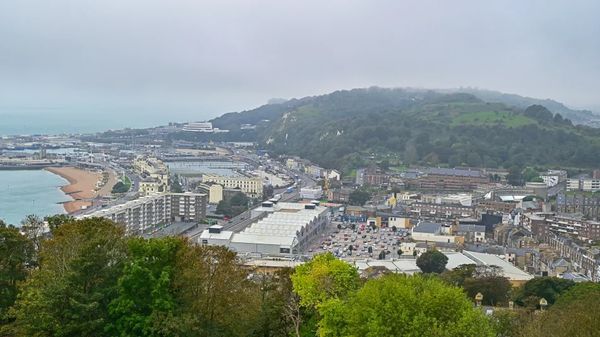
[475,293,483,307]
[539,298,548,312]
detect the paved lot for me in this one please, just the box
[303,219,411,260]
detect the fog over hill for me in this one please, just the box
[205,87,600,170]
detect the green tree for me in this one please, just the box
[20,214,45,252]
[291,253,360,309]
[112,181,129,194]
[107,237,183,336]
[507,166,523,186]
[416,250,448,274]
[348,190,370,206]
[0,221,34,326]
[44,214,74,233]
[442,265,512,306]
[318,274,495,337]
[170,174,183,193]
[172,244,261,337]
[291,253,360,337]
[513,277,575,309]
[251,268,296,337]
[216,199,233,216]
[520,282,600,337]
[12,218,127,337]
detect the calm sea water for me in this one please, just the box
[0,170,70,226]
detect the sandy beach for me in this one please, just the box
[45,167,103,213]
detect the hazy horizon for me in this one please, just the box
[1,0,599,124]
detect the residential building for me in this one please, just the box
[413,168,489,192]
[202,174,263,198]
[361,166,390,186]
[327,188,352,203]
[80,192,207,235]
[456,224,486,243]
[411,222,463,244]
[327,169,341,181]
[557,192,600,220]
[545,215,600,241]
[540,170,568,187]
[541,233,600,281]
[196,183,224,204]
[139,180,163,196]
[305,164,324,178]
[567,178,600,192]
[133,156,169,192]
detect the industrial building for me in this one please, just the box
[199,201,329,256]
[80,192,206,235]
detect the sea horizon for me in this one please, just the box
[0,108,218,136]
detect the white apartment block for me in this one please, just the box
[80,193,206,235]
[202,174,263,198]
[567,178,600,192]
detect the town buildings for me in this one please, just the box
[409,168,489,192]
[80,192,207,235]
[567,177,600,192]
[199,202,329,256]
[202,174,263,199]
[557,192,600,220]
[133,156,170,195]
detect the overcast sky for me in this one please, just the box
[1,0,599,122]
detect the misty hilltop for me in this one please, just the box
[203,87,600,170]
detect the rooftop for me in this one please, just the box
[412,222,442,234]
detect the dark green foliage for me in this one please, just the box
[44,214,74,233]
[0,221,34,324]
[12,218,127,337]
[348,189,370,206]
[442,265,512,306]
[520,282,600,337]
[513,277,575,309]
[107,237,183,336]
[216,192,250,217]
[170,175,183,193]
[416,250,448,274]
[111,181,129,194]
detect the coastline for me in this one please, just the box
[45,167,102,214]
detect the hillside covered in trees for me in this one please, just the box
[205,87,600,170]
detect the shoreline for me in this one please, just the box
[45,167,102,214]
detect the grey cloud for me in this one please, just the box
[0,0,599,124]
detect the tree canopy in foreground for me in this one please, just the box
[318,274,495,337]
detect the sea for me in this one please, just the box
[0,170,71,226]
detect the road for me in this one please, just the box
[219,156,319,233]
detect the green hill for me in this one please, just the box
[205,87,600,170]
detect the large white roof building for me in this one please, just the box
[200,202,329,256]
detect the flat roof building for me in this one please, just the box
[199,202,329,256]
[80,192,206,235]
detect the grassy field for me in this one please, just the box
[451,111,535,127]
